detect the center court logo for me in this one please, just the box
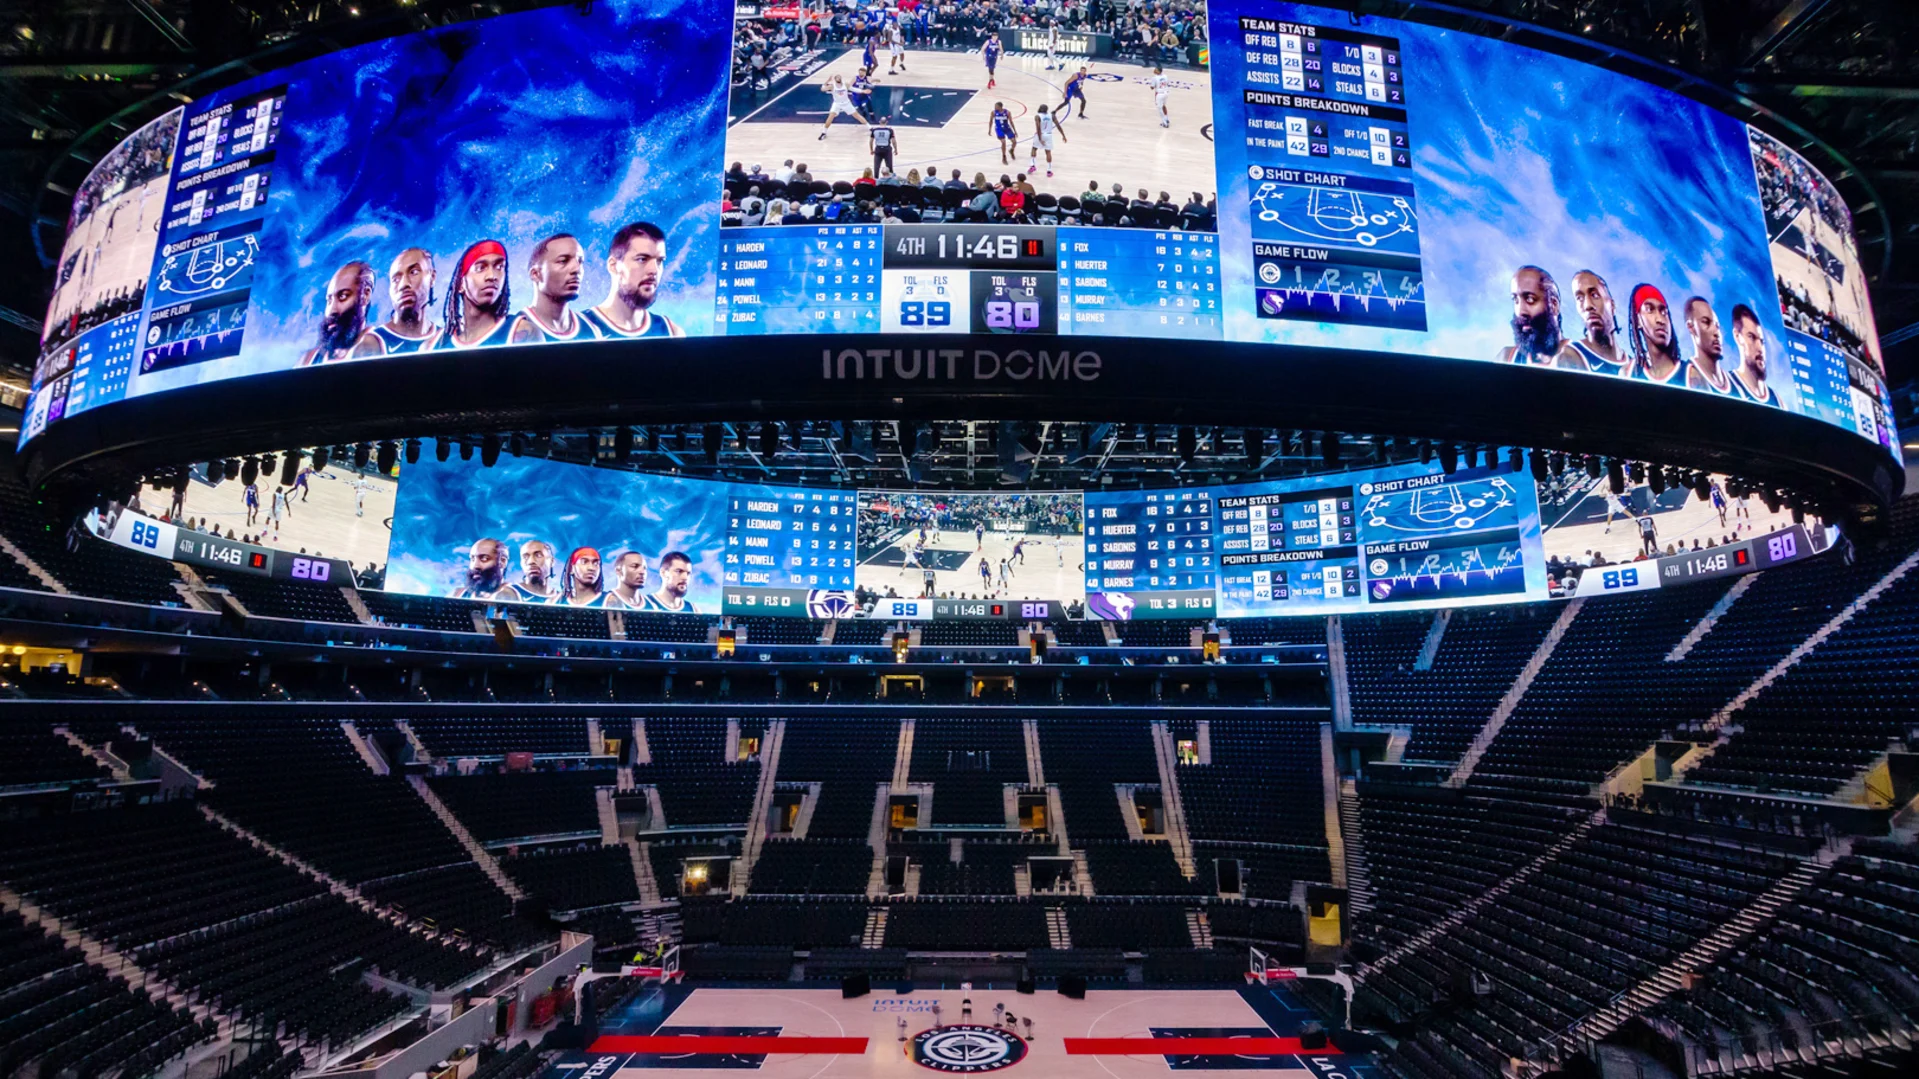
[908,1025,1028,1072]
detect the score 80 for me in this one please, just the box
[984,299,1042,330]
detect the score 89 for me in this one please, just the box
[897,301,951,326]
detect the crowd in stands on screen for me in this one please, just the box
[1497,265,1777,406]
[297,223,684,365]
[722,172,1214,230]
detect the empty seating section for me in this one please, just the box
[735,616,821,645]
[1110,620,1200,647]
[1194,842,1331,901]
[1047,620,1108,647]
[621,612,715,643]
[1346,606,1557,763]
[648,840,736,899]
[830,619,892,645]
[1355,784,1588,950]
[0,727,108,786]
[361,591,484,633]
[0,803,486,1046]
[1472,588,1728,797]
[209,571,359,623]
[917,620,1020,646]
[510,603,611,639]
[882,899,1049,950]
[636,717,759,826]
[408,715,590,757]
[1037,717,1158,841]
[1646,840,1919,1065]
[360,863,538,949]
[1065,900,1194,948]
[501,844,640,909]
[909,718,1025,825]
[748,838,872,894]
[0,910,210,1078]
[426,769,612,842]
[1223,617,1329,647]
[778,717,895,838]
[1685,560,1919,798]
[1176,716,1327,853]
[1368,813,1802,1078]
[1084,840,1199,895]
[718,899,870,947]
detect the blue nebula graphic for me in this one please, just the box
[171,0,730,390]
[1212,1,1800,414]
[386,452,731,609]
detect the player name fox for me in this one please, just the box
[821,348,1102,381]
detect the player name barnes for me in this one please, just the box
[821,347,1102,382]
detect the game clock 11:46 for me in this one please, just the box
[882,224,1059,334]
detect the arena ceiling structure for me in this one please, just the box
[0,0,1912,522]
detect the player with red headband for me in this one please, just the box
[1626,282,1685,385]
[560,547,605,607]
[435,238,514,350]
[582,222,684,339]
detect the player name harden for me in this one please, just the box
[821,347,1102,382]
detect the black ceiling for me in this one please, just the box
[0,0,1913,385]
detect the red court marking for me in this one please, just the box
[1065,1037,1340,1056]
[589,1035,869,1055]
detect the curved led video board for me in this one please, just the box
[21,0,1896,482]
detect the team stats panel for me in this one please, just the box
[1216,484,1360,615]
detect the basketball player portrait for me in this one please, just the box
[450,537,510,599]
[300,261,381,365]
[509,233,602,344]
[600,550,650,609]
[1682,296,1733,394]
[436,239,513,350]
[1627,283,1684,384]
[369,248,441,355]
[648,550,698,613]
[582,222,684,339]
[1728,304,1777,406]
[561,547,604,607]
[1556,269,1629,375]
[506,539,561,602]
[1495,265,1580,368]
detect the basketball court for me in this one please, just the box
[726,44,1216,204]
[1540,474,1803,568]
[858,529,1083,605]
[548,982,1379,1077]
[174,465,396,570]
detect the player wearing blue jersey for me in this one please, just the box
[1626,283,1685,385]
[989,101,1018,165]
[369,248,440,355]
[850,72,875,119]
[983,34,1001,89]
[503,539,562,603]
[434,239,513,351]
[1060,66,1089,119]
[1495,266,1581,368]
[599,551,650,609]
[450,538,511,600]
[1727,304,1777,407]
[509,234,602,345]
[862,34,879,75]
[647,551,699,614]
[1556,270,1629,375]
[300,261,382,364]
[1682,296,1734,394]
[582,222,685,339]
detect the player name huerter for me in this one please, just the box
[821,348,1101,381]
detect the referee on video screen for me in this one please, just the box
[870,115,898,178]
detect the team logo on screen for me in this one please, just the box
[908,1025,1027,1072]
[806,589,859,620]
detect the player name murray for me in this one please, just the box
[821,347,1102,382]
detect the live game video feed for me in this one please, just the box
[19,0,732,442]
[716,1,1222,339]
[385,454,730,614]
[856,490,1086,610]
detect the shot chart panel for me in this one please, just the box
[1355,470,1530,604]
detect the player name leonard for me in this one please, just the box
[821,347,1103,382]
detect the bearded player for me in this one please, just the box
[450,537,510,599]
[582,222,685,338]
[1555,269,1629,375]
[509,233,601,344]
[1728,304,1777,406]
[368,248,441,354]
[435,239,513,350]
[1682,296,1733,394]
[503,539,562,602]
[1494,265,1581,368]
[1627,283,1685,384]
[300,261,381,365]
[648,551,698,614]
